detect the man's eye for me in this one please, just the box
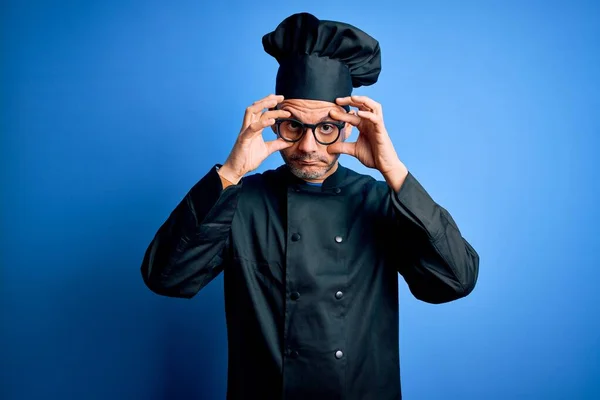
[319,124,334,133]
[289,121,302,129]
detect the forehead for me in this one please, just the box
[279,99,345,115]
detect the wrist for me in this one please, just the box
[381,160,408,192]
[218,162,244,185]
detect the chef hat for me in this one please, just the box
[262,12,381,107]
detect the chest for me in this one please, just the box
[231,184,390,288]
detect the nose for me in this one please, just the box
[296,127,319,153]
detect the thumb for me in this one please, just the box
[265,138,293,155]
[327,142,356,157]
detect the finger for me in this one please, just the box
[243,95,285,128]
[336,96,382,115]
[350,95,382,115]
[329,109,361,126]
[260,109,291,120]
[335,98,372,113]
[335,96,355,108]
[356,110,383,125]
[243,95,283,128]
[242,117,275,139]
[247,94,284,114]
[265,138,293,155]
[335,96,352,104]
[327,141,356,157]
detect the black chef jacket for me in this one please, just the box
[141,163,479,400]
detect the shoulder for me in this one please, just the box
[340,166,389,195]
[241,168,282,185]
[237,167,286,197]
[342,166,374,184]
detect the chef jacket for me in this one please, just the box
[141,163,479,400]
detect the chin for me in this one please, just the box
[280,151,339,180]
[291,166,326,180]
[289,161,334,180]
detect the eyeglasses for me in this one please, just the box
[274,118,345,145]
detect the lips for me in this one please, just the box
[298,161,319,166]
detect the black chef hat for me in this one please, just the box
[262,12,381,108]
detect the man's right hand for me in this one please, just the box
[217,94,292,185]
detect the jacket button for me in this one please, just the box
[290,350,299,359]
[290,292,300,301]
[335,350,344,359]
[334,236,343,243]
[334,188,341,194]
[291,233,301,241]
[335,291,343,299]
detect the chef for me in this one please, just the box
[141,12,479,400]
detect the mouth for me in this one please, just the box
[297,160,320,166]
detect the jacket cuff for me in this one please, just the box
[186,164,242,226]
[390,171,445,241]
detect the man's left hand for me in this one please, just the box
[328,95,408,191]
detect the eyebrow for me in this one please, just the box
[280,107,338,123]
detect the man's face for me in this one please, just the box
[275,99,351,182]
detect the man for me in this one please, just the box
[141,12,479,400]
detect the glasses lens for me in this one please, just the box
[278,120,304,141]
[315,123,340,144]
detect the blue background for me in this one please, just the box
[2,1,599,399]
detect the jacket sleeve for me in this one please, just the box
[389,171,480,304]
[140,165,242,299]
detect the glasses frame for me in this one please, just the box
[274,118,345,145]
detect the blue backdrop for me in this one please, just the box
[2,1,599,399]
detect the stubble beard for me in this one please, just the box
[280,151,340,180]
